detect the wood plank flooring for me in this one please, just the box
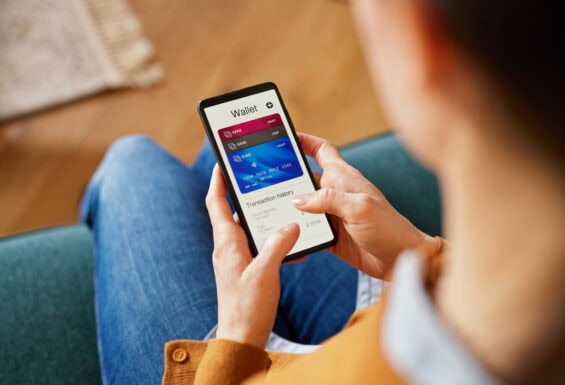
[0,0,388,236]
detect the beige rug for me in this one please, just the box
[0,0,163,122]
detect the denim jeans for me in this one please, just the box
[80,136,359,385]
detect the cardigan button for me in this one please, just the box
[172,348,188,363]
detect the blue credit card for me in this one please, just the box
[228,137,304,194]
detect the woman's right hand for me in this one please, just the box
[293,133,433,279]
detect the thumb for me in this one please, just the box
[254,223,300,271]
[292,188,356,218]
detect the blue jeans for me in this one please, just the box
[80,136,358,385]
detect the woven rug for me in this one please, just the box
[0,0,163,122]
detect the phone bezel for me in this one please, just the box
[198,82,337,262]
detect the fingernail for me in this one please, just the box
[285,223,299,231]
[292,194,308,206]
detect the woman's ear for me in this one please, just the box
[407,0,455,88]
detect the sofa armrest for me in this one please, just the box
[0,225,101,385]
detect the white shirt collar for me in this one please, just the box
[382,251,501,385]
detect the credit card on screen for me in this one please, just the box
[219,114,303,193]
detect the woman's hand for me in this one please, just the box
[293,133,432,279]
[206,166,300,350]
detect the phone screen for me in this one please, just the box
[199,83,336,260]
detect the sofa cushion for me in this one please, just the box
[0,225,101,385]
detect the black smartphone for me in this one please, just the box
[198,82,337,262]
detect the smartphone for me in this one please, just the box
[198,82,337,262]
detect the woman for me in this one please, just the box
[81,0,564,384]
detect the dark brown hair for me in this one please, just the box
[428,0,564,164]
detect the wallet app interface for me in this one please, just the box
[204,89,334,255]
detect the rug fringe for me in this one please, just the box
[82,0,164,87]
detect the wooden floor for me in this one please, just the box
[0,0,388,237]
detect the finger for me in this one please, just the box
[312,171,322,186]
[207,167,252,274]
[297,133,346,169]
[233,212,240,224]
[292,188,364,219]
[254,223,300,271]
[206,166,240,236]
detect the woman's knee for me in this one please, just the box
[105,134,157,164]
[85,135,159,199]
[98,135,168,180]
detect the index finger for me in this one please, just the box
[298,133,345,169]
[206,166,240,236]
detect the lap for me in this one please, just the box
[82,136,218,385]
[83,136,357,384]
[276,251,357,344]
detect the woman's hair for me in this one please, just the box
[427,0,563,164]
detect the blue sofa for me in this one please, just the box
[0,134,441,385]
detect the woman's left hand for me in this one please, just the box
[205,165,300,350]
